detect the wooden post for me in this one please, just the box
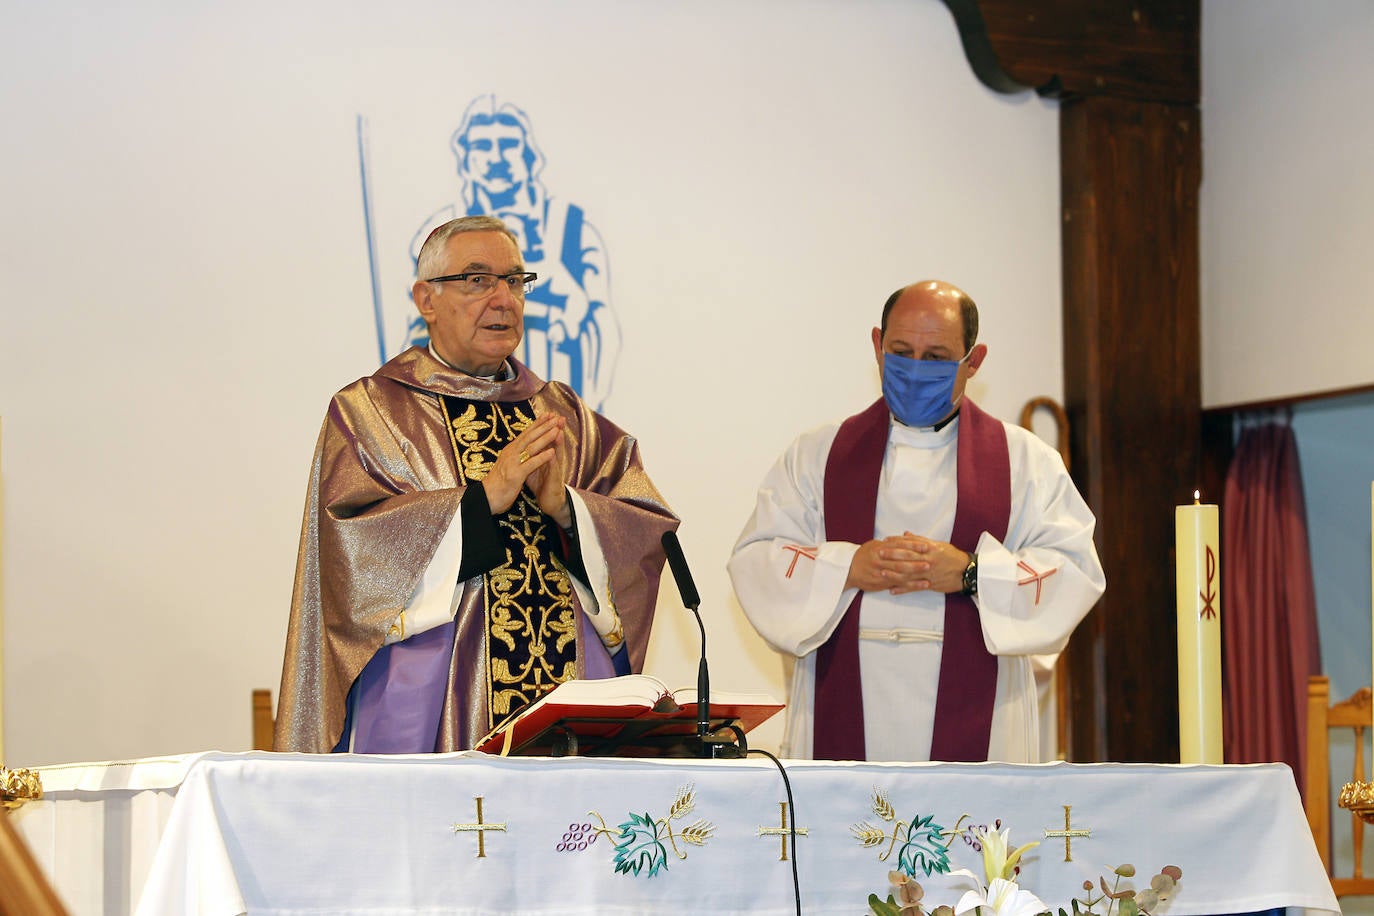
[1061,95,1202,763]
[941,0,1200,761]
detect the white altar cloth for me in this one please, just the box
[16,751,1340,916]
[12,754,207,915]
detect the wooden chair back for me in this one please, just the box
[1306,674,1374,898]
[1020,396,1072,760]
[253,688,276,751]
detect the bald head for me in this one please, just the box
[871,280,988,425]
[880,281,979,353]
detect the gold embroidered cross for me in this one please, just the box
[451,796,507,858]
[757,801,809,861]
[505,496,545,540]
[1044,805,1091,862]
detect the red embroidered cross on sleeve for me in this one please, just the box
[1016,559,1058,605]
[781,544,819,578]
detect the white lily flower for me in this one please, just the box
[953,877,1049,916]
[975,826,1040,882]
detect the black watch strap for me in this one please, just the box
[960,552,979,597]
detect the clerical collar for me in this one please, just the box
[892,404,962,433]
[428,344,511,381]
[932,406,961,433]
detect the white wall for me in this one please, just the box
[0,0,1062,766]
[1201,0,1374,409]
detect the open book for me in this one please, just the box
[473,674,783,757]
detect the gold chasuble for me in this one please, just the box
[440,396,578,724]
[275,347,678,753]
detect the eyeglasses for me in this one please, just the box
[425,271,538,298]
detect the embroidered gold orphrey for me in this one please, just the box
[441,397,578,729]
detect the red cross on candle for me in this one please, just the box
[1199,545,1218,619]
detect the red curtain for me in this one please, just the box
[1221,417,1321,791]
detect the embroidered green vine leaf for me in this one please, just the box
[896,813,952,877]
[613,812,668,877]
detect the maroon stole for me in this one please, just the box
[813,398,1011,761]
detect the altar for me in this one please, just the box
[12,751,1341,915]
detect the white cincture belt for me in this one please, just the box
[857,627,943,644]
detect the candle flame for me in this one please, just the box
[1193,489,1200,504]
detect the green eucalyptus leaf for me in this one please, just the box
[867,893,900,916]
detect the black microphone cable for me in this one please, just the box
[747,747,803,916]
[662,527,799,911]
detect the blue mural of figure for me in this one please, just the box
[409,96,621,410]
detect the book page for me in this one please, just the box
[669,687,781,707]
[533,674,670,708]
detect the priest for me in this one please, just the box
[727,280,1104,762]
[276,215,677,753]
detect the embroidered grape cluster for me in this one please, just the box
[556,821,597,852]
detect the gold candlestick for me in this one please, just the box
[0,766,42,808]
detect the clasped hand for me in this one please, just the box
[845,532,969,595]
[482,414,572,528]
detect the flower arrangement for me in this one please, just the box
[868,826,1181,916]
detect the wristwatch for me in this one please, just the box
[960,552,979,597]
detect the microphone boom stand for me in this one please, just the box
[661,530,727,759]
[689,602,711,757]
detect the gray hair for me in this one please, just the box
[415,215,520,282]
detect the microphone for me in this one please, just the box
[661,529,700,610]
[660,530,711,757]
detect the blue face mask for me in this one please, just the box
[881,350,971,427]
